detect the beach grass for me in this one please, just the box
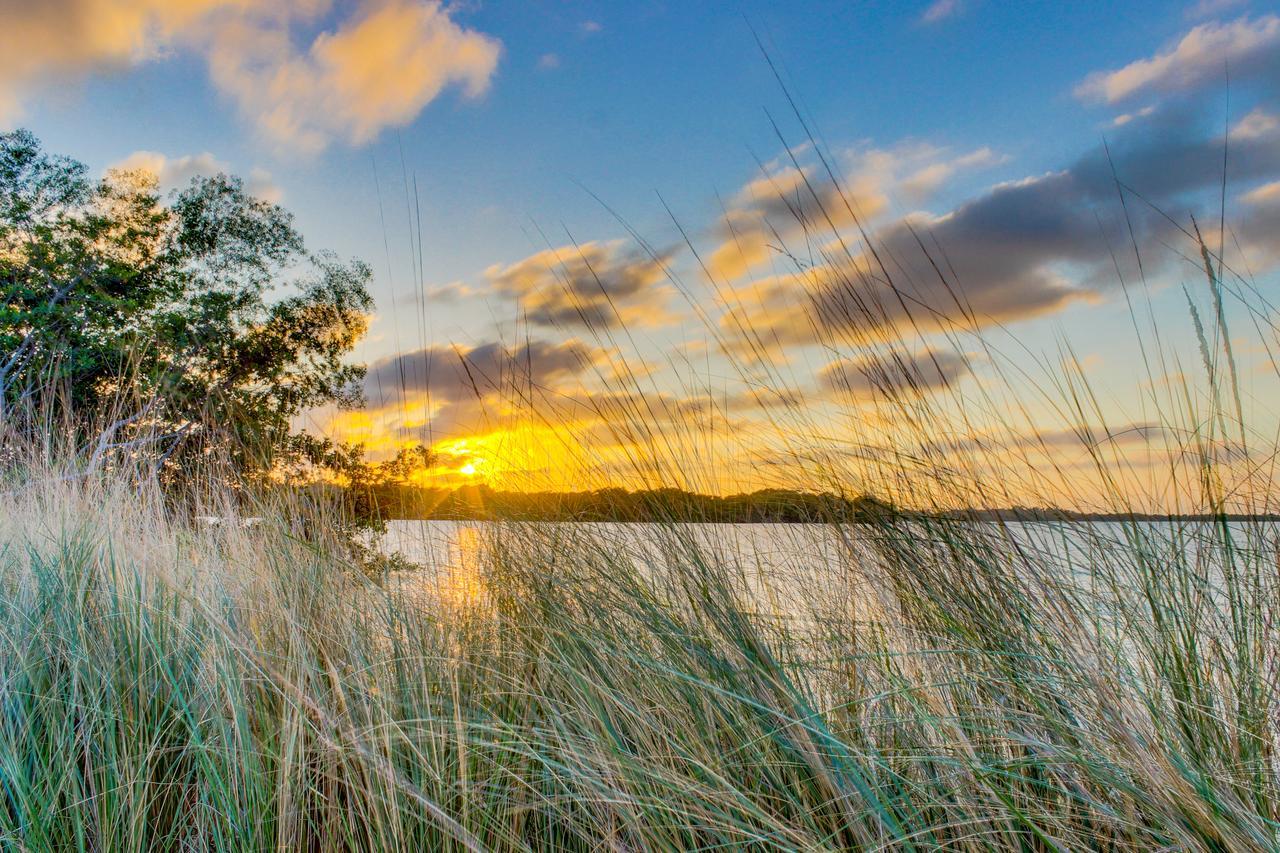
[0,447,1276,850]
[3,110,1278,851]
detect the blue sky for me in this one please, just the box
[16,1,1254,286]
[5,0,1280,501]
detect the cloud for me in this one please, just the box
[819,348,971,399]
[708,227,775,283]
[353,336,752,462]
[1237,179,1280,269]
[207,0,502,152]
[720,161,879,241]
[899,146,1003,197]
[720,196,1091,352]
[707,141,1003,282]
[1068,102,1280,199]
[720,104,1280,349]
[0,0,501,151]
[1233,106,1280,139]
[247,167,283,203]
[944,422,1172,456]
[920,0,961,24]
[485,240,679,330]
[108,150,282,201]
[110,150,227,190]
[1110,105,1155,127]
[360,338,608,441]
[425,280,476,303]
[537,52,561,70]
[579,20,602,35]
[365,339,603,406]
[1242,179,1280,205]
[0,0,243,125]
[1075,14,1280,104]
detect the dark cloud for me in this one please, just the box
[978,422,1171,453]
[1070,104,1280,201]
[722,101,1280,348]
[1237,179,1280,269]
[707,144,1002,282]
[714,12,1280,351]
[818,348,971,399]
[364,339,601,406]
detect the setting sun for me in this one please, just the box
[7,1,1280,847]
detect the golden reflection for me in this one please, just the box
[432,524,487,611]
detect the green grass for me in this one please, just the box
[0,465,1276,850]
[3,111,1279,850]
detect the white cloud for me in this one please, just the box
[899,146,1003,198]
[1232,106,1279,140]
[108,150,282,201]
[0,0,245,125]
[424,280,476,303]
[1111,105,1156,126]
[247,167,283,203]
[485,240,679,330]
[1075,14,1280,104]
[537,52,561,70]
[707,140,1004,282]
[109,150,226,190]
[1241,180,1280,205]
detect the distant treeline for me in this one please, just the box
[346,484,898,523]
[952,507,1280,523]
[340,484,1280,524]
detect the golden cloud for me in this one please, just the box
[485,240,679,330]
[0,0,500,151]
[818,348,972,400]
[706,142,1003,283]
[0,0,245,123]
[208,0,500,151]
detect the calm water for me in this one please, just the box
[375,519,1280,615]
[378,521,858,612]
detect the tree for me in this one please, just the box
[0,129,373,478]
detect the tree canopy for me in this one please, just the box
[0,129,372,477]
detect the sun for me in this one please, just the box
[458,461,479,477]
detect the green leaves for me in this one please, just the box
[0,130,372,478]
[0,128,89,235]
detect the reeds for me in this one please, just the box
[0,436,1277,849]
[3,115,1279,851]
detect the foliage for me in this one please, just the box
[0,129,372,476]
[344,479,899,522]
[2,69,1278,851]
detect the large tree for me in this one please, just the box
[0,129,373,477]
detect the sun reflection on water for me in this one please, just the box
[432,524,487,609]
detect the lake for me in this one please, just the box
[375,518,1280,617]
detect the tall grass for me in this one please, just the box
[2,426,1279,850]
[5,118,1280,851]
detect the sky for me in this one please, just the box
[4,0,1280,507]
